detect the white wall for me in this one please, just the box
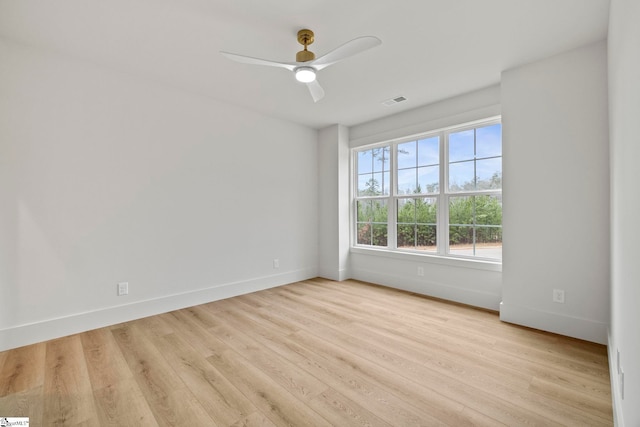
[318,125,350,281]
[500,41,610,344]
[608,0,640,424]
[348,86,503,310]
[0,39,318,351]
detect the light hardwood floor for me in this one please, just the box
[0,278,613,426]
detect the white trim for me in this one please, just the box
[351,266,500,311]
[608,329,625,427]
[351,246,501,272]
[499,301,608,345]
[0,268,316,352]
[318,265,351,282]
[350,105,502,148]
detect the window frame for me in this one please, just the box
[351,117,502,264]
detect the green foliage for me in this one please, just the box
[356,180,502,250]
[357,198,388,246]
[397,197,437,248]
[449,195,502,245]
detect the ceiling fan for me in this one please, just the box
[220,29,382,102]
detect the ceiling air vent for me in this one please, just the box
[382,95,407,106]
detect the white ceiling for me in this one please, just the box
[0,0,610,129]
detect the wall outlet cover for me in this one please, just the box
[118,282,129,296]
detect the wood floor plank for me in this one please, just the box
[206,297,301,338]
[153,332,258,426]
[205,349,334,427]
[210,320,329,402]
[0,278,613,426]
[529,376,613,421]
[111,323,215,427]
[81,328,158,426]
[307,387,395,427]
[229,412,277,427]
[81,328,134,391]
[92,378,159,426]
[285,331,452,426]
[0,386,45,425]
[43,335,100,425]
[155,309,228,358]
[0,342,46,397]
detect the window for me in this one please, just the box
[353,118,502,261]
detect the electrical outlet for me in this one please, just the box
[117,282,129,296]
[552,289,565,303]
[273,259,279,269]
[417,266,424,276]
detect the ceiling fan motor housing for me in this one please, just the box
[296,29,316,62]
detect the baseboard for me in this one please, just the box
[0,268,316,352]
[350,268,501,311]
[608,328,625,427]
[317,265,351,282]
[499,301,608,344]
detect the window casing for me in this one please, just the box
[353,118,502,262]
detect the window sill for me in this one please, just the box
[350,246,502,272]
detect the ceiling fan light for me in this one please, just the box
[295,67,316,83]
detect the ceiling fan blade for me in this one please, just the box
[220,51,297,71]
[306,79,325,103]
[312,36,382,70]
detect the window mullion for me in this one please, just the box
[388,143,398,250]
[439,131,448,256]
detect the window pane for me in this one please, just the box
[358,174,372,196]
[449,225,475,254]
[381,171,390,195]
[397,168,416,194]
[415,198,437,224]
[371,224,388,246]
[449,196,473,226]
[397,141,416,169]
[373,199,388,222]
[417,165,439,194]
[373,146,390,172]
[359,174,384,196]
[356,200,369,222]
[357,199,388,247]
[358,150,373,174]
[475,226,502,260]
[475,195,502,226]
[417,137,439,166]
[357,200,388,222]
[476,124,502,158]
[416,225,437,251]
[398,197,437,251]
[370,172,386,196]
[449,129,474,162]
[476,158,502,190]
[357,223,371,245]
[449,161,475,192]
[397,224,415,248]
[397,198,416,223]
[449,195,502,260]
